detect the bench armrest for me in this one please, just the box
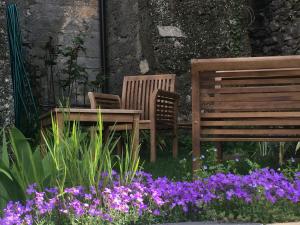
[88,92,121,109]
[150,90,180,127]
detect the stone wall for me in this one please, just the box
[0,1,14,127]
[250,0,300,56]
[3,0,300,126]
[14,0,101,109]
[107,0,252,120]
[0,0,259,122]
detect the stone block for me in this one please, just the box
[157,26,186,38]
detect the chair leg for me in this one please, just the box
[172,126,178,159]
[117,135,122,156]
[150,125,156,163]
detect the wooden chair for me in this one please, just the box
[191,55,300,171]
[88,74,179,162]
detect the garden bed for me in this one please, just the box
[2,169,300,224]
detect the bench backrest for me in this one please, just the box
[122,74,176,120]
[192,56,300,141]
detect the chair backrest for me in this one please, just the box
[191,56,300,141]
[121,74,176,120]
[88,92,121,109]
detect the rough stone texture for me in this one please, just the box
[250,0,300,56]
[0,1,14,127]
[107,0,252,120]
[14,0,101,109]
[3,0,300,120]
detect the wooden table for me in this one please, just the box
[40,108,142,156]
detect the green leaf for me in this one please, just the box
[1,130,9,168]
[33,149,45,186]
[296,142,300,153]
[9,128,40,189]
[0,161,26,202]
[0,168,13,181]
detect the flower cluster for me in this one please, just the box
[1,169,300,225]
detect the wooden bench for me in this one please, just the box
[191,55,300,170]
[88,74,179,163]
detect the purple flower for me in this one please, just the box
[26,184,37,195]
[2,168,300,224]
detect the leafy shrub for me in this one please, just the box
[0,128,53,209]
[42,113,118,193]
[0,112,141,210]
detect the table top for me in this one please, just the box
[40,108,142,119]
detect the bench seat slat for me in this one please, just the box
[200,85,300,94]
[202,101,300,111]
[200,138,300,142]
[201,119,300,126]
[201,129,300,135]
[203,78,300,87]
[201,92,300,102]
[202,112,300,118]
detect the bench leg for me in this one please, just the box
[215,142,223,162]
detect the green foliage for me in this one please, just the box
[42,112,142,193]
[139,131,169,155]
[58,34,88,104]
[43,33,106,106]
[194,198,300,224]
[117,134,141,186]
[0,128,54,209]
[143,132,193,181]
[195,151,261,179]
[0,112,142,209]
[281,158,300,180]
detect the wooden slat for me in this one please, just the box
[126,81,131,109]
[132,80,137,109]
[212,78,300,86]
[200,85,300,94]
[140,80,146,120]
[124,74,175,81]
[201,129,300,135]
[88,92,121,109]
[202,112,300,118]
[170,78,175,92]
[215,68,300,78]
[121,74,176,120]
[144,79,150,119]
[201,119,300,126]
[201,101,300,111]
[201,92,300,102]
[192,56,300,71]
[200,138,300,142]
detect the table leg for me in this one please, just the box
[132,114,140,160]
